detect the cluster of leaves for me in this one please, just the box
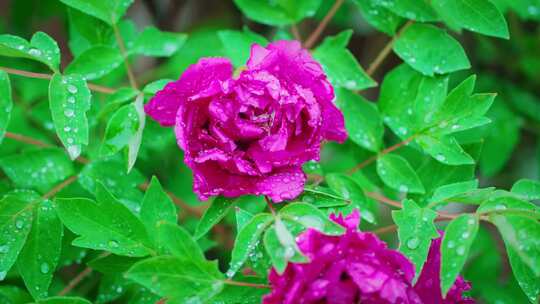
[0,0,539,303]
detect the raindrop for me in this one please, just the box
[28,48,41,56]
[108,240,119,248]
[495,204,506,211]
[456,246,465,256]
[67,96,75,104]
[40,262,50,274]
[406,237,420,249]
[0,245,8,254]
[344,80,357,90]
[399,185,409,193]
[436,154,446,162]
[67,84,78,94]
[398,126,408,135]
[15,219,24,229]
[447,240,455,248]
[462,231,470,239]
[283,246,295,259]
[64,109,74,117]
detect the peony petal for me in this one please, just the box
[145,57,233,126]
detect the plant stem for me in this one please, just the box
[223,279,271,289]
[366,21,413,77]
[304,0,345,49]
[265,196,277,216]
[43,175,78,200]
[347,135,416,175]
[58,266,93,296]
[0,66,115,94]
[291,25,302,41]
[112,22,139,90]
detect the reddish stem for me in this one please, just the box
[304,0,345,49]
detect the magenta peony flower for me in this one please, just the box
[144,40,347,202]
[414,232,475,304]
[263,211,474,304]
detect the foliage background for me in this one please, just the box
[0,0,539,303]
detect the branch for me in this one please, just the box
[304,0,345,49]
[57,266,93,296]
[347,135,416,175]
[366,20,413,77]
[43,175,78,200]
[0,66,116,94]
[112,22,139,90]
[223,279,271,289]
[291,25,302,41]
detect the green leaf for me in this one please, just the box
[511,179,540,201]
[142,79,172,95]
[17,200,63,300]
[101,103,140,158]
[477,196,539,215]
[211,277,266,304]
[379,64,449,139]
[66,8,113,56]
[432,0,509,39]
[441,214,479,295]
[507,244,540,303]
[280,202,345,235]
[130,27,187,57]
[377,154,425,194]
[55,184,153,257]
[48,73,91,160]
[335,89,383,152]
[491,214,540,297]
[157,222,206,262]
[195,197,237,240]
[227,213,273,277]
[0,194,34,280]
[353,0,403,35]
[233,0,322,26]
[126,255,224,303]
[430,76,495,132]
[87,254,141,274]
[326,173,377,223]
[392,200,438,277]
[58,0,134,25]
[127,94,145,172]
[263,218,307,274]
[298,185,349,208]
[0,148,75,194]
[416,135,475,165]
[380,0,439,21]
[430,179,479,203]
[235,207,254,231]
[78,159,145,211]
[0,71,12,144]
[394,23,470,76]
[140,177,177,249]
[64,46,123,80]
[0,285,32,304]
[217,28,268,67]
[313,31,376,91]
[0,32,60,72]
[35,296,92,304]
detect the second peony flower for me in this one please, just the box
[144,40,347,202]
